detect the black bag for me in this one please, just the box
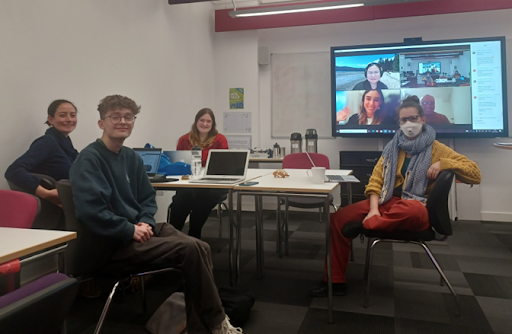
[218,287,255,327]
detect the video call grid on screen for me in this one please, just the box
[330,37,507,138]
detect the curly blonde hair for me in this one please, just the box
[97,95,141,119]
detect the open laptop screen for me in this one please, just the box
[133,148,161,176]
[206,151,248,176]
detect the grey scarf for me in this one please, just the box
[379,124,435,205]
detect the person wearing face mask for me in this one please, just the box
[310,95,481,297]
[169,108,229,239]
[337,89,394,126]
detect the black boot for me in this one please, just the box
[310,281,347,297]
[341,221,365,239]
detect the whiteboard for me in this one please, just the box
[271,52,332,138]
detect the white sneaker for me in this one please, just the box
[212,315,243,334]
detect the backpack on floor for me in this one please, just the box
[218,287,255,327]
[146,292,187,334]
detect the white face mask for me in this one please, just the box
[400,121,422,138]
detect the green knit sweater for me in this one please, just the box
[70,139,157,242]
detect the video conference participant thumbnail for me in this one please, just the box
[334,53,400,91]
[335,89,401,126]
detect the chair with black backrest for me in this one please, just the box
[278,153,338,255]
[57,180,180,334]
[0,272,78,334]
[7,173,65,230]
[359,170,459,315]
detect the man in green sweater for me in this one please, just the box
[70,95,242,334]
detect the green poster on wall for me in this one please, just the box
[229,88,244,109]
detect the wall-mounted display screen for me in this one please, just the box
[331,36,508,138]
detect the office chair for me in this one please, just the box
[278,153,337,255]
[57,180,180,334]
[0,190,41,294]
[0,189,40,229]
[7,173,65,230]
[355,170,459,315]
[0,272,78,334]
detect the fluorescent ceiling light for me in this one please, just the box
[229,2,364,18]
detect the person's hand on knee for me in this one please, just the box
[363,209,381,228]
[133,223,153,243]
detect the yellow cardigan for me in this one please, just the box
[365,140,481,198]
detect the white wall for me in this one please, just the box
[214,9,512,221]
[0,0,217,221]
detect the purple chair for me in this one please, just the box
[0,273,78,334]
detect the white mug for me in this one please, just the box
[307,167,326,184]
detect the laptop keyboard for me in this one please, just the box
[326,175,343,181]
[202,177,240,181]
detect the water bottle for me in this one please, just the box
[191,147,202,179]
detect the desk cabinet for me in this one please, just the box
[339,151,381,207]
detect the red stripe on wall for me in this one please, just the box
[215,0,512,32]
[374,0,512,19]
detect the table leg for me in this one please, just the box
[277,196,283,257]
[228,189,234,287]
[325,195,333,323]
[255,195,262,279]
[284,197,289,256]
[236,191,242,287]
[258,195,265,278]
[348,183,353,205]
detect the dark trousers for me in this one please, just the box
[109,223,225,334]
[169,189,227,239]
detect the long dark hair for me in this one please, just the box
[45,99,77,126]
[359,89,385,125]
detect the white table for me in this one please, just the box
[0,227,76,271]
[233,168,353,323]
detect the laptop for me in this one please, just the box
[188,149,250,184]
[133,148,162,181]
[164,151,193,165]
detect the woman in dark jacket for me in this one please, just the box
[5,99,79,206]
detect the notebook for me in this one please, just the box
[164,151,193,165]
[188,149,250,184]
[133,148,162,180]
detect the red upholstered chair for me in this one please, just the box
[0,190,40,229]
[0,190,41,295]
[278,153,336,255]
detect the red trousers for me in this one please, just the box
[325,197,429,283]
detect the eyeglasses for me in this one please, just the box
[367,71,380,76]
[399,115,420,124]
[104,115,136,124]
[422,101,435,105]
